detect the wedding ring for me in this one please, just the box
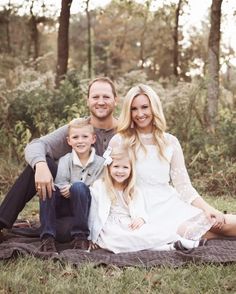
[37,186,41,190]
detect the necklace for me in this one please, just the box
[139,133,153,139]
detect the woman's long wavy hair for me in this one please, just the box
[117,84,168,159]
[103,145,136,205]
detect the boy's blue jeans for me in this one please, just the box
[40,182,91,241]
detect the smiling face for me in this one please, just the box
[87,81,117,121]
[67,125,96,158]
[109,156,131,190]
[131,94,154,133]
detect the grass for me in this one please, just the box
[1,257,236,293]
[0,193,236,293]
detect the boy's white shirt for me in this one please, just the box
[88,178,149,243]
[72,147,95,167]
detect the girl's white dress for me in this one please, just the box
[89,179,178,253]
[109,133,213,244]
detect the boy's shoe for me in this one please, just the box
[71,236,89,250]
[40,236,57,253]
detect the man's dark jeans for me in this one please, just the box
[40,182,91,241]
[0,157,57,229]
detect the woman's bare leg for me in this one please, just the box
[203,214,236,239]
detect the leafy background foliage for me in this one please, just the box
[0,0,235,197]
[0,64,235,197]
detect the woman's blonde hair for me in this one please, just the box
[103,145,136,205]
[117,84,167,159]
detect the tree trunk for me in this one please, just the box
[86,0,92,79]
[173,0,182,78]
[55,0,73,88]
[29,0,39,61]
[6,16,12,53]
[206,0,223,132]
[139,2,149,69]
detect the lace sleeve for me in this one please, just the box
[169,134,200,204]
[108,134,123,148]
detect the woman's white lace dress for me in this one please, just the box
[109,133,213,244]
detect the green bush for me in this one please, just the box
[0,68,235,197]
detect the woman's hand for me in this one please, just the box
[60,185,71,198]
[129,217,145,230]
[204,208,225,229]
[192,197,226,230]
[90,242,100,250]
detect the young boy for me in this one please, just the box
[40,118,104,253]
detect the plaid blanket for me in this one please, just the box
[1,226,236,268]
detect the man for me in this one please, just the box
[0,77,118,240]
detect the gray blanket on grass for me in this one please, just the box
[1,227,236,268]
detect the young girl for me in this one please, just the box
[88,145,204,253]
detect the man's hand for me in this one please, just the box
[129,217,145,230]
[35,162,55,200]
[60,185,71,198]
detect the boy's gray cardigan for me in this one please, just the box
[55,147,104,188]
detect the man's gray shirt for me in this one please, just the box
[25,123,116,168]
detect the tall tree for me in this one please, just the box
[0,0,15,54]
[5,0,12,53]
[85,0,92,79]
[27,0,49,61]
[55,0,73,88]
[206,0,223,132]
[173,0,182,78]
[28,0,39,60]
[139,0,151,69]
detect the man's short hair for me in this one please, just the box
[88,77,117,98]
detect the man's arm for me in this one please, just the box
[24,124,70,199]
[24,124,69,168]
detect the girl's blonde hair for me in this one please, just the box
[103,145,136,205]
[117,84,167,159]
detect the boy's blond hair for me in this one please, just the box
[68,118,94,134]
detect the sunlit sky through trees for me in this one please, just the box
[1,0,236,65]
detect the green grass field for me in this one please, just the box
[1,194,236,293]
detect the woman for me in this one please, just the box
[109,84,236,247]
